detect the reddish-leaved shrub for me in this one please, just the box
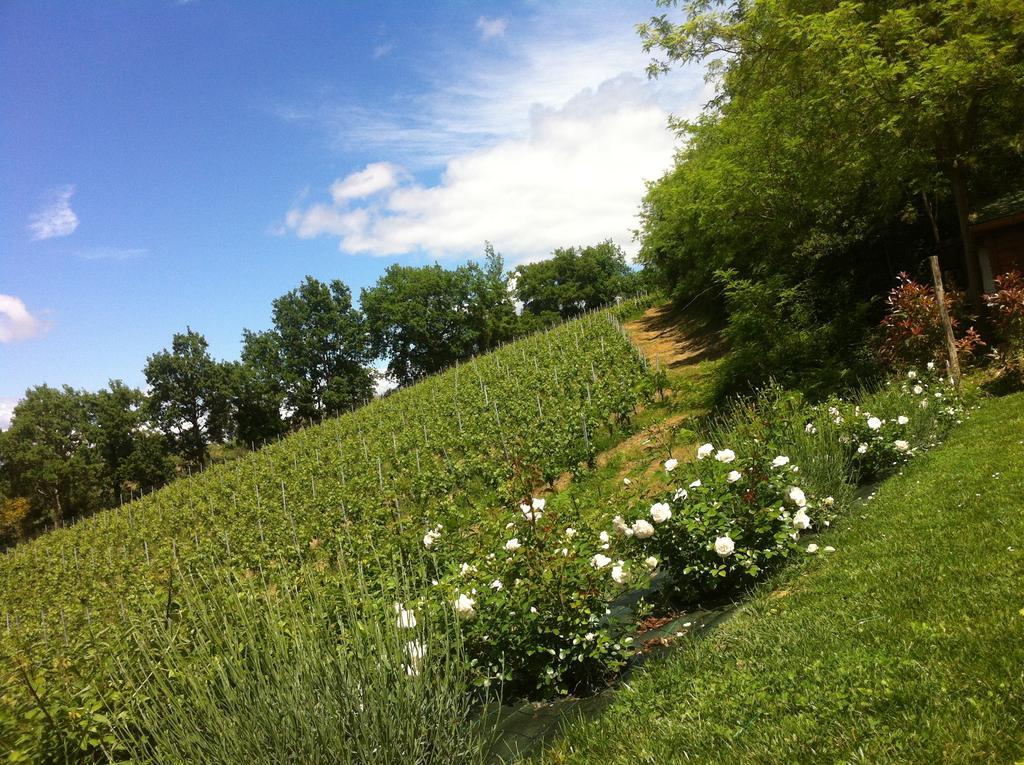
[878,273,983,369]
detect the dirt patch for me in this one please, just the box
[624,303,725,369]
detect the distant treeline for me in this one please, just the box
[0,241,649,545]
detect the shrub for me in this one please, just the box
[714,271,879,402]
[986,270,1024,349]
[983,271,1024,393]
[426,500,638,698]
[620,448,830,599]
[809,364,965,480]
[877,272,983,370]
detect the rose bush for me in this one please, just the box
[418,497,643,697]
[809,364,965,479]
[618,452,833,599]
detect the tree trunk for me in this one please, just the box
[949,158,981,305]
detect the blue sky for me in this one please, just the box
[0,0,706,427]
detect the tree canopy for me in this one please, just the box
[144,328,232,465]
[637,0,1024,394]
[361,248,517,386]
[514,241,638,323]
[244,276,374,423]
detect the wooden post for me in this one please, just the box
[930,255,962,391]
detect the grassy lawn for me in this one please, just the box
[538,392,1024,764]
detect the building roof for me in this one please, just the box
[972,189,1024,234]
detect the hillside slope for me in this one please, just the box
[539,391,1024,764]
[0,307,650,647]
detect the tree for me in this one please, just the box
[144,328,232,465]
[640,0,1024,304]
[226,355,287,446]
[634,0,1024,394]
[0,385,107,528]
[91,380,174,500]
[361,249,518,386]
[514,241,637,320]
[244,277,374,423]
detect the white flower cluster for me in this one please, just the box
[423,525,443,549]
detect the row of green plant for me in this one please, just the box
[1,243,648,545]
[0,306,653,762]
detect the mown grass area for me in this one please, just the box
[538,392,1024,765]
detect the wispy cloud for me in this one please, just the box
[281,4,709,264]
[276,5,705,168]
[29,184,79,240]
[476,16,507,41]
[74,247,148,261]
[0,294,50,343]
[373,42,394,58]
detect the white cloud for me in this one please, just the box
[330,162,404,202]
[374,42,394,59]
[0,295,50,343]
[477,16,508,41]
[0,398,19,431]
[286,75,691,262]
[280,3,709,263]
[29,185,79,240]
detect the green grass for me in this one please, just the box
[538,392,1024,764]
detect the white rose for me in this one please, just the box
[611,564,629,585]
[715,449,736,463]
[897,415,909,425]
[623,477,631,486]
[590,553,612,569]
[631,519,655,539]
[650,502,672,524]
[771,455,790,468]
[792,510,812,530]
[599,530,610,544]
[804,422,817,434]
[907,370,917,380]
[689,479,703,488]
[644,556,659,571]
[423,527,441,549]
[454,593,476,619]
[806,543,819,554]
[664,458,678,472]
[673,487,688,501]
[394,604,418,629]
[565,527,577,538]
[696,443,714,460]
[823,496,835,508]
[504,537,521,552]
[532,497,546,511]
[913,385,924,395]
[406,640,426,675]
[894,440,910,452]
[926,361,935,370]
[867,417,882,430]
[459,562,476,576]
[788,486,807,507]
[726,470,742,483]
[857,443,868,454]
[490,579,503,591]
[714,535,735,557]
